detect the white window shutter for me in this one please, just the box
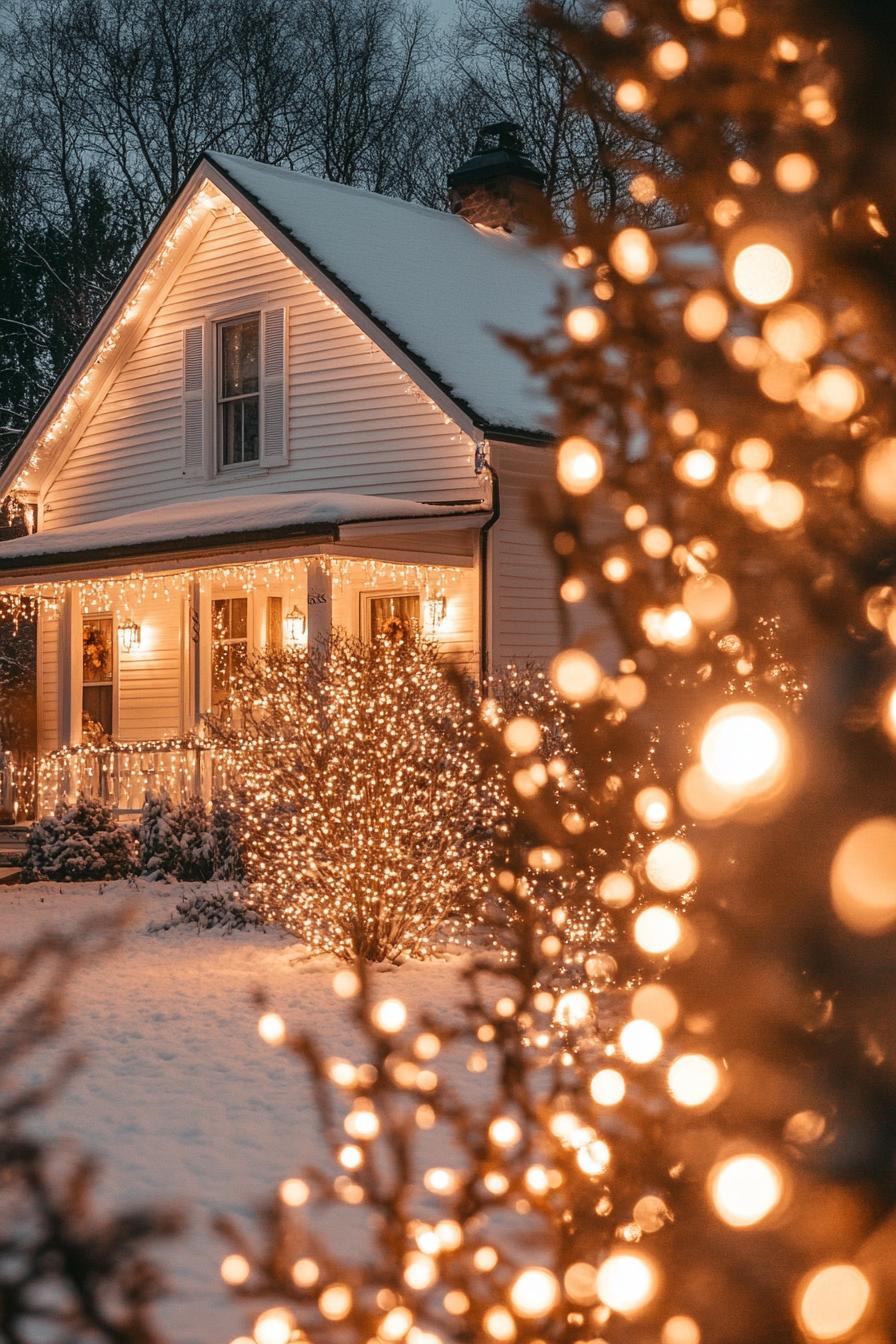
[182,325,205,477]
[261,306,288,466]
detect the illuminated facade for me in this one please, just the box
[0,153,605,815]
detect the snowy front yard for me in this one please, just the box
[1,880,469,1344]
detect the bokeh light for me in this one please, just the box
[595,1251,659,1314]
[565,307,607,343]
[620,1018,664,1064]
[590,1068,626,1105]
[700,702,789,799]
[634,905,682,954]
[775,152,818,192]
[609,228,657,282]
[509,1267,561,1318]
[551,649,603,703]
[684,290,729,341]
[830,817,896,934]
[668,1053,721,1107]
[557,435,604,494]
[730,240,795,305]
[708,1153,784,1226]
[796,1264,872,1340]
[645,837,699,892]
[860,438,896,523]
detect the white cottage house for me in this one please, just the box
[0,130,603,816]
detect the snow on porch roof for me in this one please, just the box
[207,152,561,439]
[0,492,487,578]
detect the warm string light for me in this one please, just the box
[11,186,220,493]
[9,190,481,500]
[0,554,467,622]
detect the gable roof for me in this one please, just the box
[0,153,560,501]
[206,153,559,438]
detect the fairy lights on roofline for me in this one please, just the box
[0,552,467,621]
[11,185,221,496]
[8,182,483,502]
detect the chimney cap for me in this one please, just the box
[447,120,545,194]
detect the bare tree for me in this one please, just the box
[439,0,668,218]
[300,0,436,193]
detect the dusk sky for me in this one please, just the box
[425,0,461,28]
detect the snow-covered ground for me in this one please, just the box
[0,880,470,1344]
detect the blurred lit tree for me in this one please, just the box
[221,4,896,1344]
[0,917,181,1339]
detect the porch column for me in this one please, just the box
[187,579,213,801]
[58,586,82,747]
[187,580,203,731]
[307,560,332,649]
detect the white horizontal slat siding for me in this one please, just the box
[331,564,478,675]
[42,210,479,531]
[117,598,183,741]
[37,610,59,753]
[490,443,619,669]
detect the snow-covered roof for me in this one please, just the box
[0,492,486,577]
[207,153,560,438]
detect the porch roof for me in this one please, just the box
[0,491,488,581]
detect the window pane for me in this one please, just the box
[369,594,420,641]
[229,642,247,681]
[212,647,230,706]
[213,599,230,640]
[221,319,259,398]
[82,618,113,684]
[241,396,260,462]
[83,685,113,739]
[267,596,283,650]
[230,598,248,639]
[212,597,249,708]
[220,397,260,466]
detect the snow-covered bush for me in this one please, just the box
[138,789,182,879]
[146,886,264,935]
[139,791,241,882]
[210,790,245,882]
[22,794,135,882]
[174,796,216,881]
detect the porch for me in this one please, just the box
[0,491,486,818]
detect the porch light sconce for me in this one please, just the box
[283,605,307,644]
[118,619,141,653]
[424,594,447,628]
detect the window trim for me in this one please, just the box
[216,311,261,471]
[360,588,421,643]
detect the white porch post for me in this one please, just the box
[187,580,204,732]
[187,579,213,800]
[58,586,82,748]
[306,560,332,649]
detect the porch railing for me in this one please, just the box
[36,739,239,817]
[0,749,36,822]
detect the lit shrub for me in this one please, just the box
[208,633,494,961]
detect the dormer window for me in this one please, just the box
[218,315,260,466]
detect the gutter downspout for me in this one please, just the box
[475,441,500,688]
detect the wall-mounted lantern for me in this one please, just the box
[118,619,141,653]
[283,606,307,645]
[424,594,447,629]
